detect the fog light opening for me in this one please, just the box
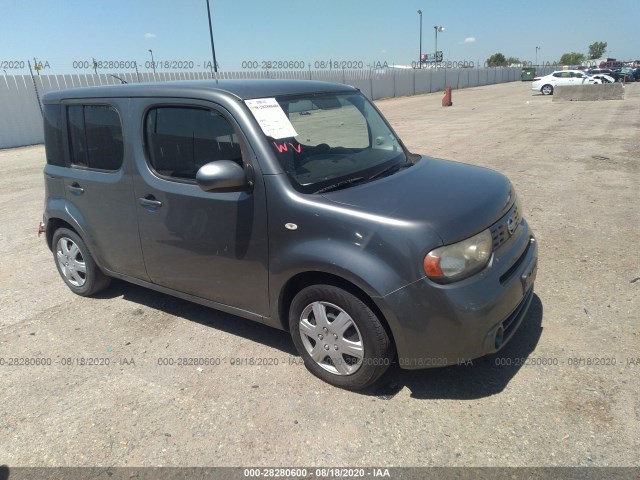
[494,325,505,350]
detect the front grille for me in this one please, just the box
[490,202,521,250]
[505,287,533,334]
[500,238,533,285]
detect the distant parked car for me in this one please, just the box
[599,61,624,69]
[587,68,619,82]
[531,70,601,95]
[613,68,636,82]
[633,68,640,81]
[589,73,615,84]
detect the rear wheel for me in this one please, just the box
[541,84,553,95]
[289,284,394,390]
[52,228,110,296]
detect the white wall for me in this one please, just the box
[0,67,553,149]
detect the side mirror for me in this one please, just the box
[196,160,249,193]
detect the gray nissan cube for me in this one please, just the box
[41,80,538,390]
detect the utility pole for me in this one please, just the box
[148,49,156,74]
[417,10,422,69]
[434,26,444,67]
[206,0,218,74]
[27,60,43,115]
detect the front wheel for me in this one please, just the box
[541,84,553,95]
[289,285,395,390]
[52,228,111,296]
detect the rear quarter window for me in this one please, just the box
[43,104,65,167]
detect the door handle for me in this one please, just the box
[139,196,162,209]
[67,183,84,195]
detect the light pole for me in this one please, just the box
[535,46,540,66]
[148,49,156,74]
[417,10,422,69]
[206,0,219,73]
[434,26,444,67]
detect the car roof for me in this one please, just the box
[546,70,594,76]
[42,79,358,102]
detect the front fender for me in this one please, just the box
[271,238,410,300]
[268,238,415,342]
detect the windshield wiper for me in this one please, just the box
[314,177,366,194]
[367,161,411,181]
[315,161,412,194]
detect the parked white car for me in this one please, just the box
[531,70,601,95]
[590,73,615,84]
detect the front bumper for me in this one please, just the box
[378,220,538,369]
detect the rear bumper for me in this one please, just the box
[377,221,538,369]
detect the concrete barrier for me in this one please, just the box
[553,83,625,102]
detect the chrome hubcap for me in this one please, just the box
[56,237,86,287]
[299,301,364,375]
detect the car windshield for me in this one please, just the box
[261,92,409,193]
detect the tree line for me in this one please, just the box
[486,41,607,67]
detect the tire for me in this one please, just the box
[541,84,553,95]
[289,284,395,390]
[52,228,111,296]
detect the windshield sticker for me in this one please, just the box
[245,98,298,139]
[272,141,302,154]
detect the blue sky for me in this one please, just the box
[2,0,639,73]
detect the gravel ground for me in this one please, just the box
[0,81,638,468]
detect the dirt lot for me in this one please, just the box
[0,81,638,468]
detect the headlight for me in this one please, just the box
[423,229,493,282]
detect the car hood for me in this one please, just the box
[321,156,513,244]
